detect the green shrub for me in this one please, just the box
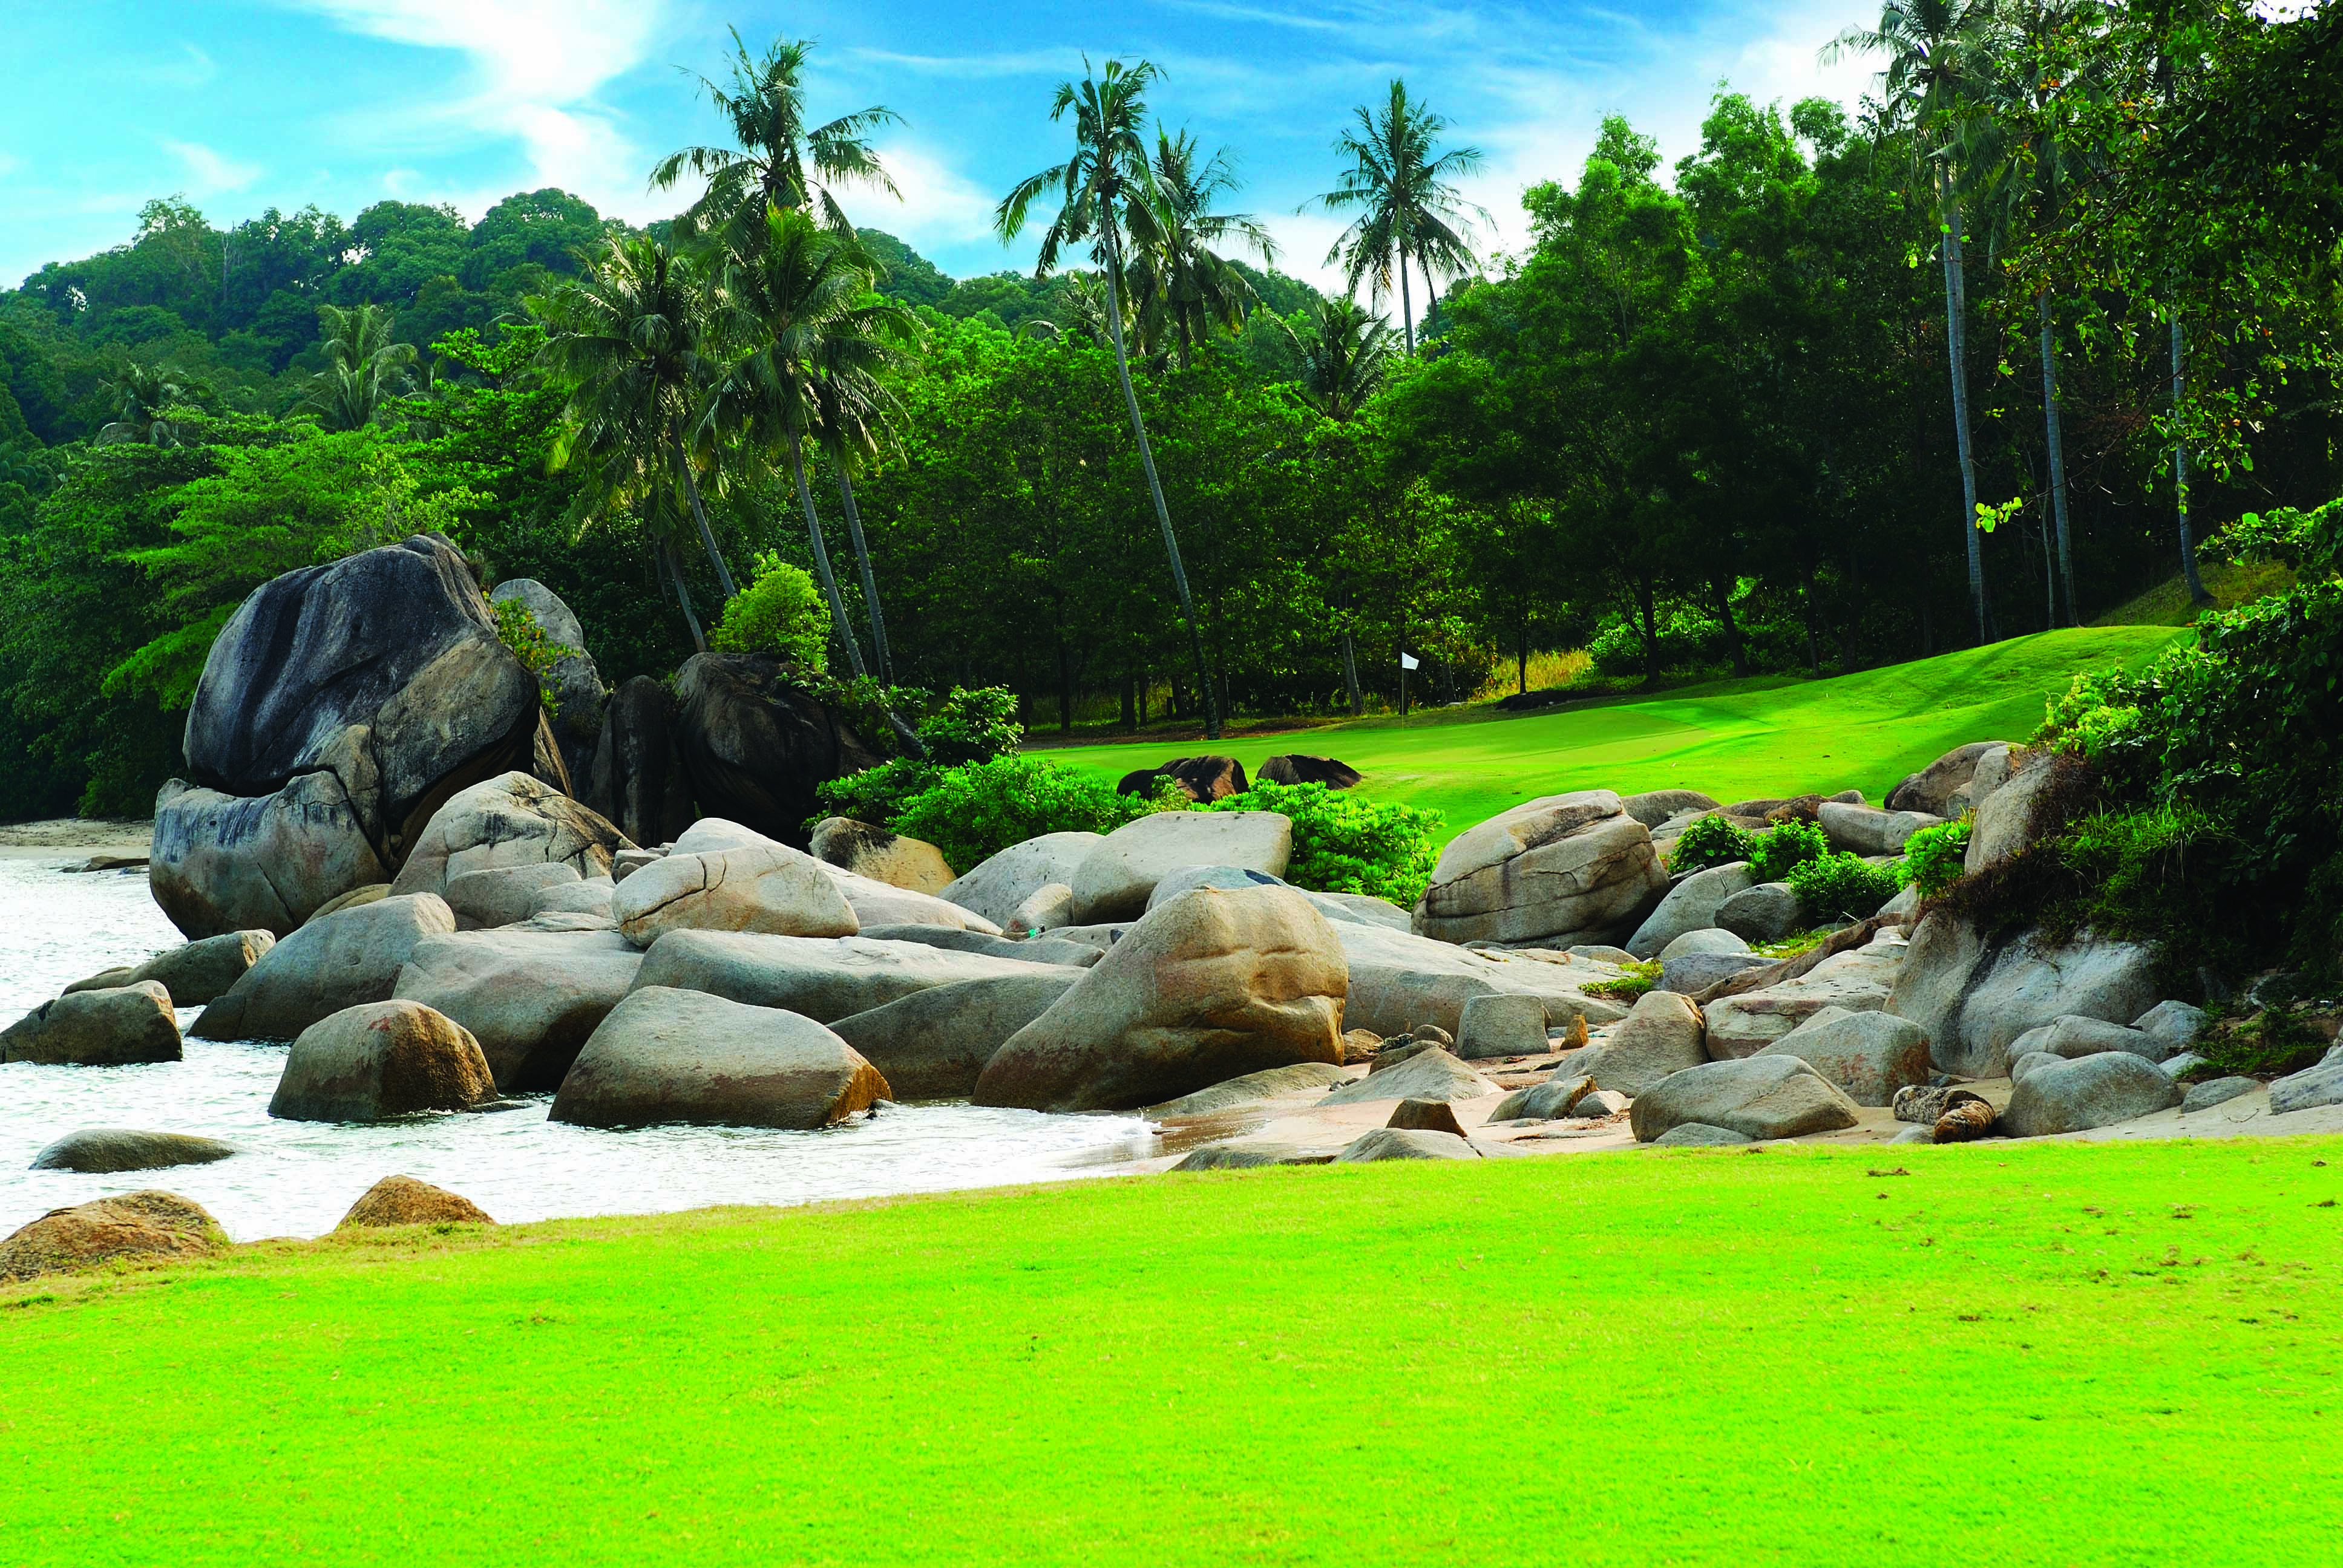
[918,685,1020,765]
[1209,780,1443,906]
[1898,817,1973,898]
[1747,818,1827,883]
[1669,813,1755,875]
[490,596,577,724]
[1786,851,1900,923]
[814,756,939,828]
[888,756,1164,873]
[1584,961,1659,1002]
[711,551,828,671]
[2189,1007,2329,1080]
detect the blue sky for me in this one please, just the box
[0,1,1883,296]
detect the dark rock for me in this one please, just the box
[30,1129,235,1174]
[489,579,605,785]
[670,653,880,849]
[1257,754,1362,790]
[1115,754,1248,803]
[1619,789,1720,828]
[1387,1097,1468,1135]
[0,1191,226,1282]
[335,1175,494,1229]
[586,676,699,849]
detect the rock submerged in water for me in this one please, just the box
[62,929,274,1007]
[0,1191,226,1283]
[551,987,890,1130]
[335,1175,494,1230]
[1,982,181,1066]
[269,1001,500,1122]
[392,927,644,1092]
[30,1129,236,1174]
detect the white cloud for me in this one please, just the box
[868,140,1001,250]
[162,139,262,194]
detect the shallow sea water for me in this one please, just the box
[0,857,1159,1241]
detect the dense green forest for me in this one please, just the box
[0,2,2335,819]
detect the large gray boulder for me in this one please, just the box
[669,652,881,849]
[1069,811,1294,924]
[1335,1127,1480,1162]
[1321,1046,1496,1106]
[1716,881,1803,944]
[387,772,631,913]
[1563,989,1707,1096]
[853,923,1101,969]
[1630,1056,1861,1143]
[1965,751,2061,873]
[585,675,698,849]
[1886,741,2007,815]
[942,832,1109,930]
[1754,1006,1932,1106]
[192,893,456,1041]
[1945,932,2160,1078]
[62,929,275,1006]
[1627,863,1755,959]
[1414,790,1668,948]
[152,534,542,938]
[550,986,888,1129]
[1620,789,1720,828]
[820,859,1000,933]
[2270,1046,2343,1116]
[269,1000,499,1122]
[2001,1051,2181,1137]
[392,927,644,1091]
[828,970,1083,1100]
[612,840,859,947]
[2006,1014,2162,1063]
[809,817,957,895]
[1334,921,1627,1040]
[974,886,1346,1113]
[1,982,180,1065]
[1703,934,1907,1058]
[488,578,605,785]
[1818,802,1944,857]
[30,1129,235,1174]
[1659,949,1775,996]
[445,863,581,929]
[1455,993,1549,1060]
[632,930,1084,1024]
[2134,1001,2207,1059]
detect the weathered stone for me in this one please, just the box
[1172,1143,1331,1170]
[388,773,629,916]
[2270,1046,2343,1116]
[61,930,275,1007]
[2182,1077,2258,1113]
[1300,890,1414,931]
[1660,927,1749,961]
[2134,1000,2207,1059]
[1947,743,2016,817]
[193,894,456,1041]
[1335,922,1626,1040]
[1754,1006,1932,1106]
[632,930,1084,1024]
[0,1191,224,1283]
[1649,1122,1754,1148]
[392,927,644,1091]
[810,817,957,894]
[611,840,859,947]
[1009,882,1075,934]
[1630,1056,1861,1143]
[1456,993,1549,1060]
[2007,1014,2162,1063]
[1628,863,1756,959]
[1147,1061,1354,1116]
[1965,751,2061,873]
[442,861,581,929]
[310,883,391,921]
[940,832,1108,930]
[2011,1049,2063,1084]
[1145,863,1286,907]
[669,652,881,849]
[1885,912,1989,1065]
[1321,1046,1496,1106]
[2001,1051,2181,1136]
[30,1129,234,1174]
[821,859,1001,933]
[1820,803,1947,858]
[852,924,1100,969]
[1947,933,2161,1078]
[551,986,888,1129]
[1716,881,1803,944]
[151,773,392,940]
[270,1000,498,1122]
[1620,789,1720,829]
[1414,791,1668,948]
[1886,741,2008,815]
[1703,936,1907,1058]
[1069,812,1294,924]
[1576,1088,1630,1118]
[1335,1126,1480,1162]
[828,970,1083,1100]
[335,1174,494,1229]
[531,875,615,920]
[585,676,698,849]
[2159,1051,2205,1080]
[1660,950,1776,996]
[974,887,1344,1113]
[1567,989,1707,1096]
[489,578,603,783]
[1116,755,1248,802]
[2,982,180,1065]
[1258,754,1362,789]
[1489,1074,1593,1122]
[1387,1098,1469,1135]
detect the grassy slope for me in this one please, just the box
[1055,626,2178,835]
[2091,560,2295,629]
[4,1137,2341,1566]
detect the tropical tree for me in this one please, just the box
[95,363,208,446]
[1826,0,1999,642]
[809,286,922,684]
[650,30,901,243]
[534,237,737,649]
[296,303,416,431]
[1279,296,1398,421]
[1026,272,1122,347]
[1126,129,1276,370]
[995,56,1221,739]
[1305,79,1487,355]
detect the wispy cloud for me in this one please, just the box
[161,139,261,194]
[133,41,217,89]
[871,139,1003,248]
[844,46,1072,80]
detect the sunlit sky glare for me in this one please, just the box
[0,1,1888,304]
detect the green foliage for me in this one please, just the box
[1208,780,1443,906]
[917,685,1021,766]
[1785,851,1900,923]
[1746,819,1827,883]
[887,756,1162,874]
[1669,813,1757,875]
[1584,961,1660,1002]
[1897,817,1973,899]
[2190,1008,2331,1082]
[490,598,577,724]
[711,551,829,671]
[813,756,940,829]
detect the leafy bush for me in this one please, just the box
[490,596,577,724]
[1785,851,1901,923]
[1898,817,1973,898]
[918,685,1020,765]
[1747,818,1828,883]
[1668,813,1755,874]
[711,551,828,671]
[2190,1007,2330,1080]
[813,756,939,828]
[888,756,1164,873]
[1209,780,1443,906]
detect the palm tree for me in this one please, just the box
[1279,296,1398,422]
[296,303,416,431]
[95,362,207,446]
[650,30,900,243]
[1026,272,1122,347]
[995,57,1221,740]
[1305,80,1487,356]
[534,236,738,620]
[1126,129,1276,370]
[1827,0,1997,643]
[809,287,922,685]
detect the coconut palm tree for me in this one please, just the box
[1023,272,1122,347]
[995,57,1221,740]
[808,292,921,685]
[1304,80,1487,356]
[1279,296,1398,422]
[296,303,416,431]
[1126,129,1276,370]
[650,30,900,243]
[534,236,738,614]
[95,362,208,446]
[1826,0,1998,642]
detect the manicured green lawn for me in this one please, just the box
[5,1135,2341,1566]
[1052,626,2178,834]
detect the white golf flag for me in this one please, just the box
[1398,651,1420,671]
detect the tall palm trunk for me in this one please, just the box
[1340,629,1364,715]
[2172,319,2212,605]
[788,438,869,679]
[1099,197,1220,740]
[658,538,709,655]
[2037,290,2077,626]
[1395,242,1415,356]
[831,460,896,684]
[672,426,738,600]
[1938,171,1988,643]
